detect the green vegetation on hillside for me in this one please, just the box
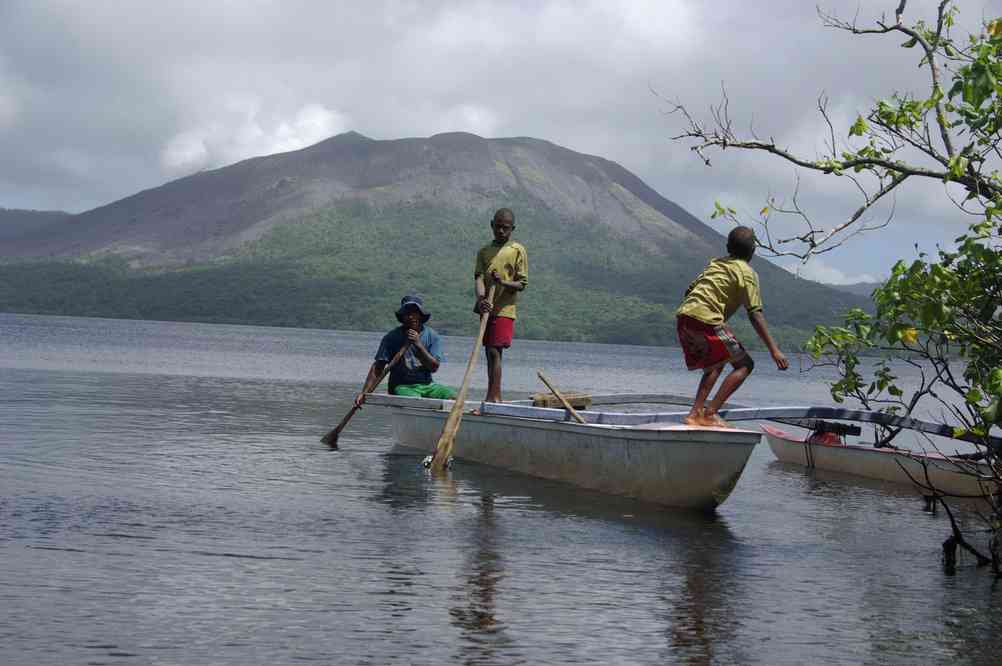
[0,197,863,348]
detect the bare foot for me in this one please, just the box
[700,413,733,428]
[683,412,702,426]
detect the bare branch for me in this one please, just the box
[822,3,956,158]
[819,94,838,160]
[843,172,909,229]
[674,127,968,187]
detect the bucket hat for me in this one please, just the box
[395,293,430,323]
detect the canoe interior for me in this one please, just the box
[363,392,759,434]
[363,392,1001,448]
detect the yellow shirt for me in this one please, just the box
[676,256,763,325]
[475,240,528,319]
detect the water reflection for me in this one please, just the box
[767,459,929,500]
[659,517,740,665]
[375,454,744,664]
[450,493,514,664]
[373,452,438,511]
[11,313,1002,664]
[936,578,1002,666]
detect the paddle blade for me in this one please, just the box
[430,436,453,470]
[322,403,363,450]
[321,429,339,449]
[429,408,464,470]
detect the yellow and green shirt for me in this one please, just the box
[475,240,528,319]
[676,256,763,325]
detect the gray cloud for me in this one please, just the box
[1,0,999,281]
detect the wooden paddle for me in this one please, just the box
[536,371,587,424]
[321,341,411,449]
[428,285,497,470]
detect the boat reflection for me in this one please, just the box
[375,454,745,663]
[766,458,996,510]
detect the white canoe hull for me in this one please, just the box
[386,406,761,511]
[762,424,994,497]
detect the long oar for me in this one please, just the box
[428,285,497,470]
[537,371,587,424]
[321,342,411,449]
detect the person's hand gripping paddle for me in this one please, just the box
[426,285,497,470]
[321,342,411,449]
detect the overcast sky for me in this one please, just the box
[2,0,1001,283]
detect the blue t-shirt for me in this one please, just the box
[375,326,445,389]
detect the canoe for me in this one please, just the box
[761,423,995,497]
[365,394,762,511]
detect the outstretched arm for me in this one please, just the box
[748,310,789,370]
[354,360,388,408]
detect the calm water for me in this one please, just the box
[1,313,1000,665]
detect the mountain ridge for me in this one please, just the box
[1,131,716,264]
[0,131,869,347]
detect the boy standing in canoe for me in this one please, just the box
[676,226,788,427]
[353,294,456,408]
[474,208,528,403]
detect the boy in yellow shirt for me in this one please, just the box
[676,226,788,427]
[474,208,528,402]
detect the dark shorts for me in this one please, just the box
[676,314,748,370]
[484,316,514,348]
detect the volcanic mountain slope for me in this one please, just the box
[0,132,867,346]
[4,132,721,263]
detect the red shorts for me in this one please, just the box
[483,316,514,348]
[676,314,748,370]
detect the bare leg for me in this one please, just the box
[485,346,503,402]
[704,361,753,425]
[686,363,724,425]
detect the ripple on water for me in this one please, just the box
[3,316,1002,665]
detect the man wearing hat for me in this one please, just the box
[353,294,457,408]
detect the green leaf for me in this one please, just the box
[849,115,869,137]
[988,368,1002,394]
[980,398,1001,425]
[947,155,969,179]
